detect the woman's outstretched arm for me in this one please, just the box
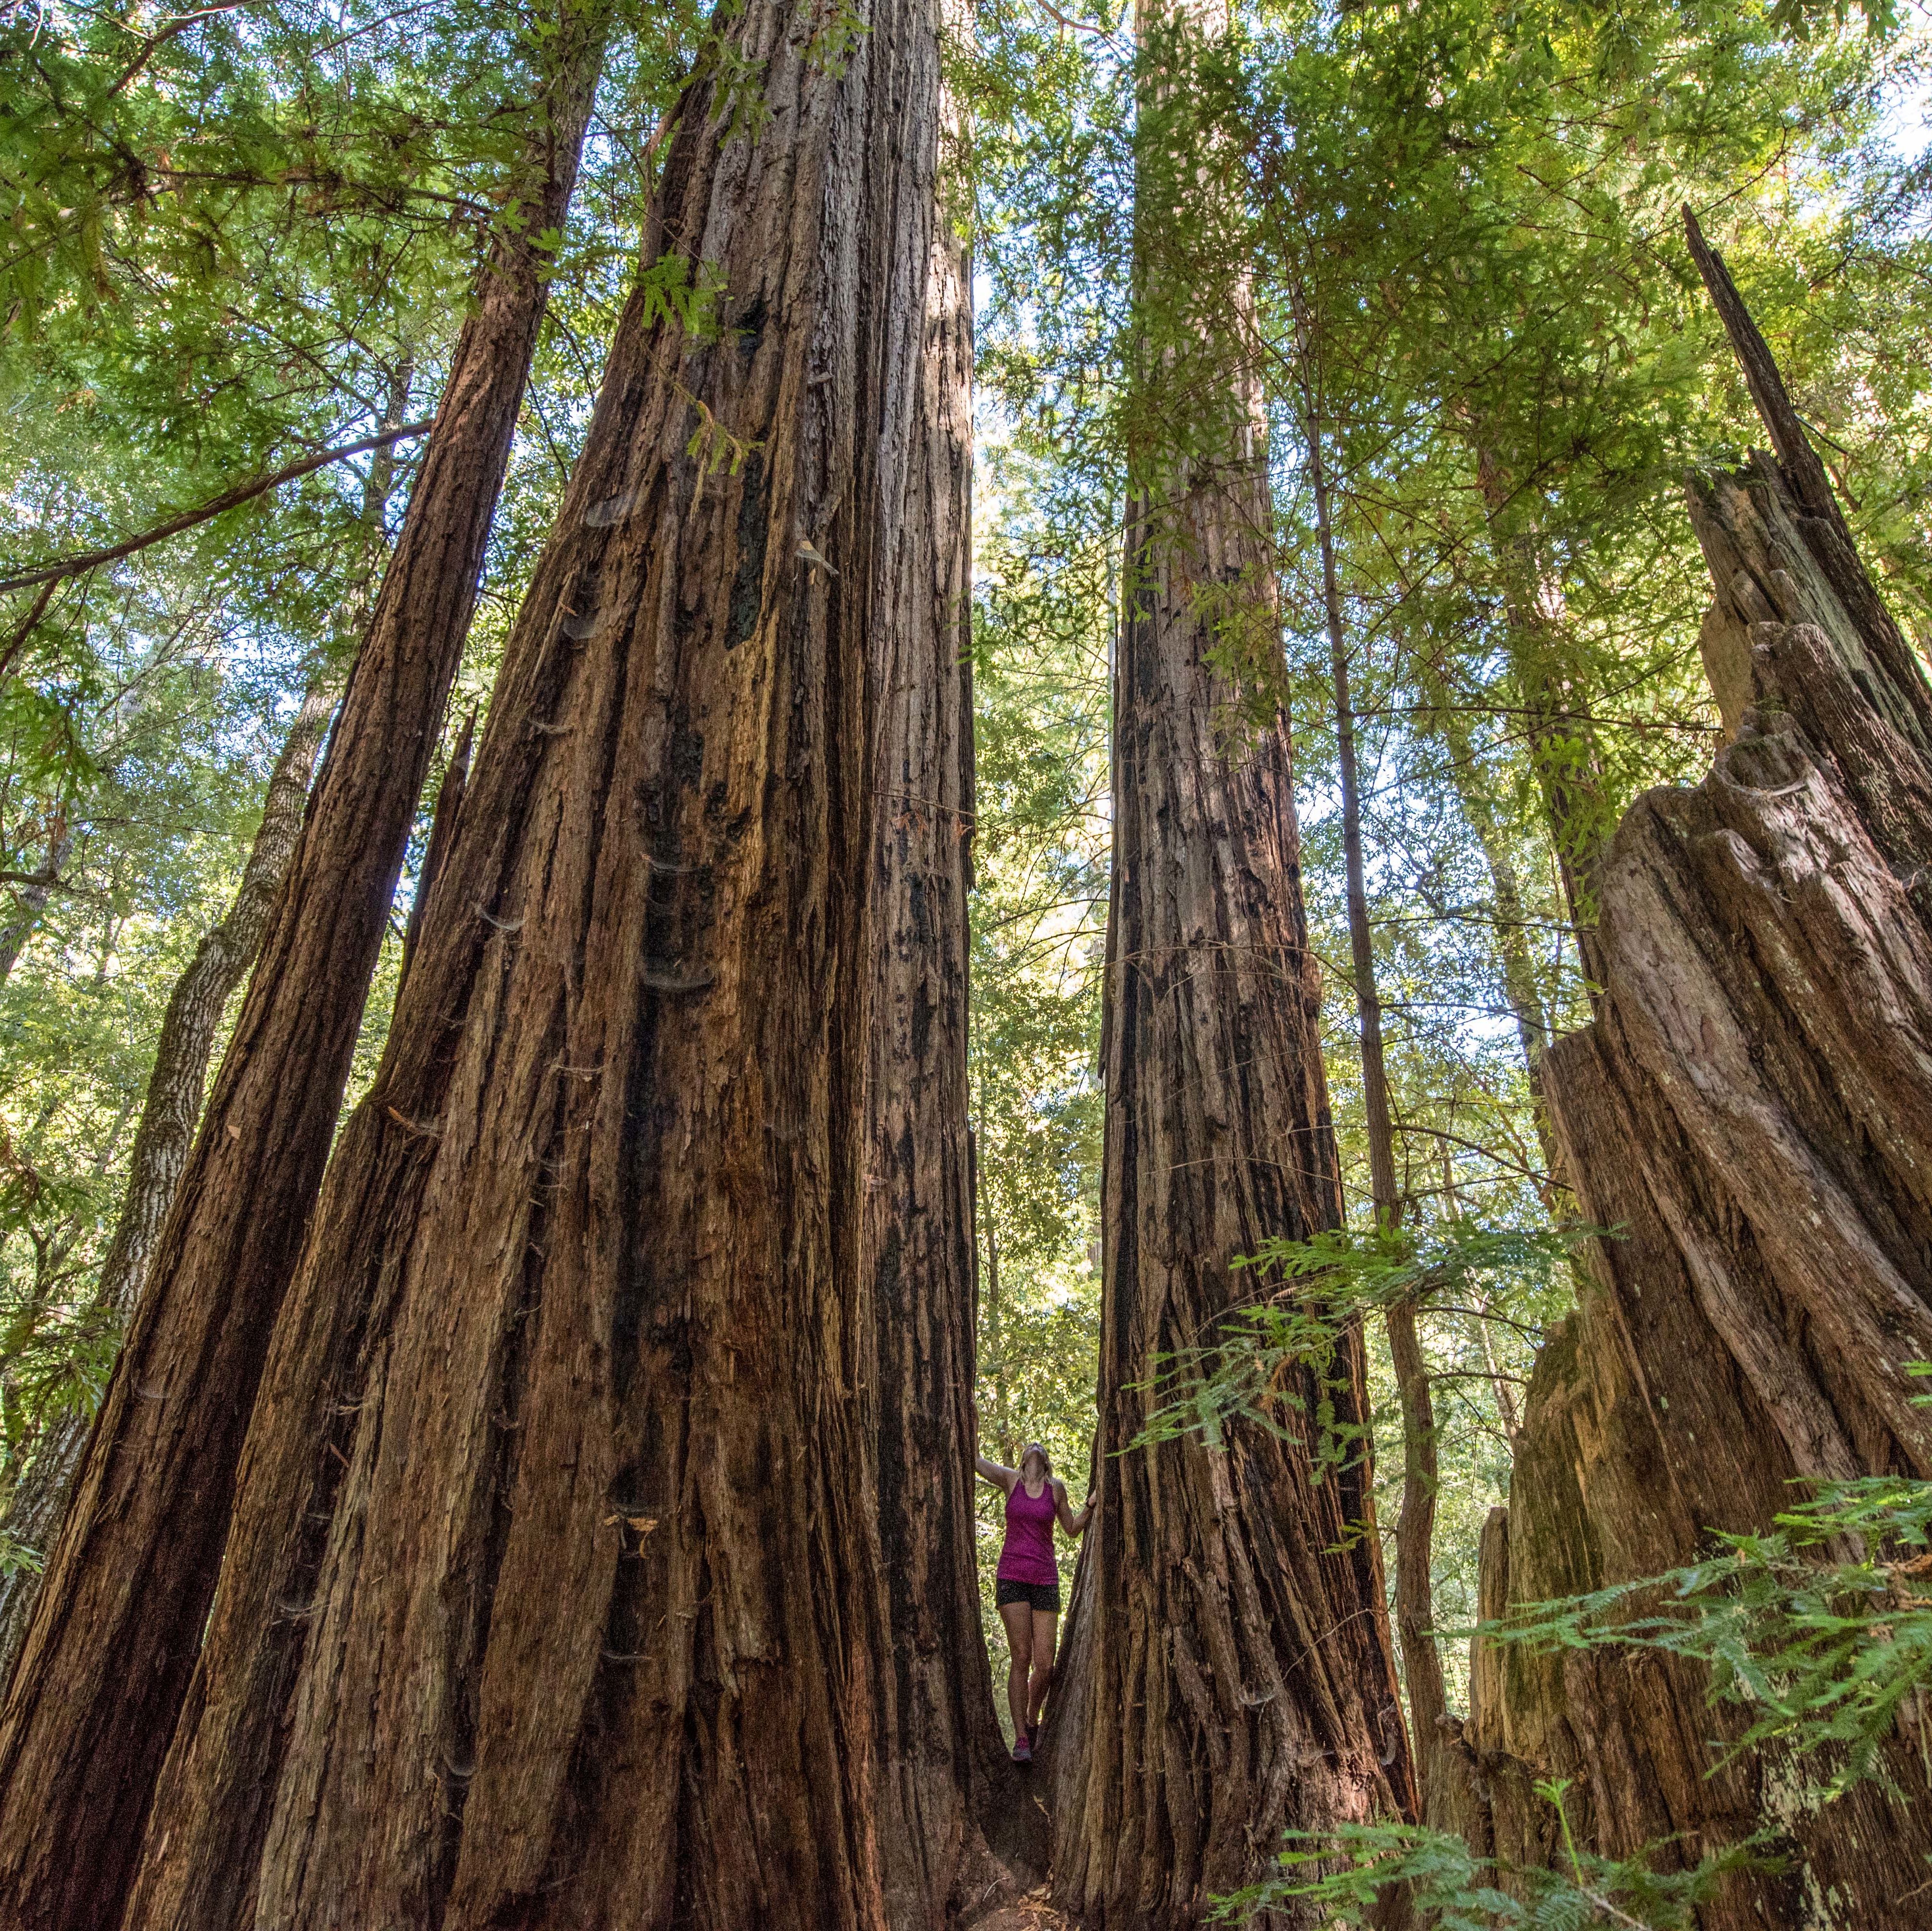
[1054,1479,1095,1536]
[976,1451,1016,1491]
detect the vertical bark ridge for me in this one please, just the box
[0,12,615,1925]
[1045,16,1412,1908]
[120,0,981,1924]
[862,88,1015,1910]
[0,678,338,1683]
[1461,221,1932,1924]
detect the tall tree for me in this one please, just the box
[861,56,1019,1895]
[109,0,991,1922]
[0,357,418,1676]
[0,678,335,1680]
[0,6,617,1920]
[1044,6,1413,1920]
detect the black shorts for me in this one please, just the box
[995,1577,1061,1613]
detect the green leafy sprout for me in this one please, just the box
[1211,1780,1779,1930]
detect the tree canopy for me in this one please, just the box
[5,0,1932,1918]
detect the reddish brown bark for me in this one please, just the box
[0,12,613,1925]
[113,0,989,1923]
[1044,462,1412,1921]
[1458,214,1932,1924]
[0,679,337,1683]
[862,171,1019,1908]
[1045,21,1412,1904]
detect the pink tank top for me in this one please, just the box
[998,1478,1059,1585]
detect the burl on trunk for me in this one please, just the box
[111,1,992,1927]
[1456,213,1932,1926]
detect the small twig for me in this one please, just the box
[109,0,258,97]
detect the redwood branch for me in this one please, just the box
[0,420,434,599]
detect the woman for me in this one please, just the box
[976,1439,1094,1763]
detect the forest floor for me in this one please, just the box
[958,1770,1068,1930]
[967,1893,1073,1931]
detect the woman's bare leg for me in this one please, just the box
[1026,1608,1058,1733]
[998,1599,1034,1742]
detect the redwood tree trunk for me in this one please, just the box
[1044,17,1413,1915]
[1047,427,1413,1929]
[0,678,337,1683]
[0,11,613,1923]
[861,169,1019,1909]
[114,0,984,1923]
[1460,213,1932,1925]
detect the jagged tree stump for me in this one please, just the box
[1462,221,1932,1928]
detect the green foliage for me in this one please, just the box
[3,0,1932,1899]
[1214,1781,1777,1930]
[1489,1441,1932,1800]
[638,252,728,337]
[1130,1218,1596,1495]
[0,0,697,1523]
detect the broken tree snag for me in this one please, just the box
[1044,11,1412,1922]
[1461,221,1932,1925]
[118,1,979,1928]
[0,12,616,1929]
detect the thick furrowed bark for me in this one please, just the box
[0,679,337,1684]
[120,1,980,1925]
[0,13,613,1926]
[1047,187,1412,1929]
[1048,665,1414,1912]
[862,182,1016,1909]
[1461,219,1932,1923]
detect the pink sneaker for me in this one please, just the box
[1011,1737,1032,1764]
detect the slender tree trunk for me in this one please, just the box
[1440,709,1555,1067]
[1045,15,1413,1918]
[0,813,72,985]
[0,679,337,1684]
[0,11,614,1922]
[1504,624,1612,994]
[1461,440,1614,991]
[1305,395,1459,1840]
[0,377,407,1687]
[114,0,983,1924]
[1461,211,1932,1924]
[1431,705,1576,1216]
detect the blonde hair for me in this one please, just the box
[1019,1442,1052,1480]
